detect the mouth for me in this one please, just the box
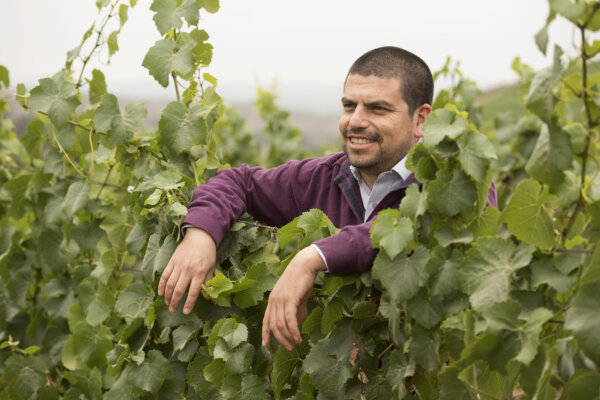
[344,128,380,146]
[349,137,376,145]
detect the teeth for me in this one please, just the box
[350,137,374,144]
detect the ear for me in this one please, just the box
[413,104,432,139]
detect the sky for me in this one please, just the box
[0,0,583,115]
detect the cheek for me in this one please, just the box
[338,118,348,135]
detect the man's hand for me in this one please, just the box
[158,227,216,314]
[262,246,326,351]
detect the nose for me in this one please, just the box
[348,105,369,130]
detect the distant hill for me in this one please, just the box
[1,92,339,150]
[478,84,525,121]
[2,82,526,152]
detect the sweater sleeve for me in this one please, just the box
[313,222,375,275]
[182,157,334,246]
[314,181,500,276]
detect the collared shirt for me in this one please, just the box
[350,156,411,221]
[312,154,410,268]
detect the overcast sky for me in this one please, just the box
[0,0,583,114]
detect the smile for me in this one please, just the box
[349,137,376,144]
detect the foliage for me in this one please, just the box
[1,0,600,399]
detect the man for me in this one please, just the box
[158,46,487,351]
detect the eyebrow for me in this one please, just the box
[341,97,395,109]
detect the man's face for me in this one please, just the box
[339,74,428,181]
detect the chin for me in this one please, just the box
[347,156,377,169]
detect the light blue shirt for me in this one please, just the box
[312,154,411,268]
[350,156,412,221]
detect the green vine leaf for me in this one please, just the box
[303,338,353,398]
[2,355,47,399]
[372,246,429,302]
[427,168,477,216]
[221,374,265,400]
[457,130,497,183]
[502,178,555,250]
[187,348,220,398]
[142,234,176,282]
[28,75,80,127]
[482,300,552,365]
[115,282,154,322]
[197,0,220,13]
[458,238,534,310]
[370,209,413,259]
[94,93,147,145]
[87,69,107,105]
[565,281,600,366]
[142,38,196,87]
[78,279,115,327]
[422,108,467,148]
[151,0,200,36]
[560,369,600,400]
[271,346,301,399]
[525,123,572,186]
[0,65,9,89]
[158,101,207,153]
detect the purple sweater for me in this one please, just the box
[183,152,498,275]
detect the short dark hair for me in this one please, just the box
[346,46,434,115]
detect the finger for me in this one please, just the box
[200,268,214,300]
[169,273,192,312]
[163,267,182,306]
[285,301,302,344]
[297,297,308,324]
[262,304,272,347]
[274,302,293,351]
[183,278,203,314]
[158,262,173,296]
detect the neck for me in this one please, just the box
[357,169,378,190]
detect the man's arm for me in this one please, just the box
[158,227,216,314]
[262,246,326,351]
[160,157,334,314]
[314,181,499,275]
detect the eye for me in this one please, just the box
[372,105,388,113]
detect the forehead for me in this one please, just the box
[343,74,404,103]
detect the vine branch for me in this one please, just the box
[2,165,128,191]
[562,24,598,243]
[172,72,181,102]
[51,125,86,177]
[76,0,120,88]
[95,164,115,199]
[36,110,104,135]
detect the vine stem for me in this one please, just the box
[542,205,560,232]
[3,165,128,191]
[559,77,580,97]
[561,23,599,243]
[36,111,104,135]
[95,164,115,199]
[76,0,119,88]
[237,220,278,232]
[377,343,394,359]
[172,72,181,102]
[555,248,593,254]
[88,129,96,176]
[552,372,567,385]
[464,384,501,400]
[51,125,86,177]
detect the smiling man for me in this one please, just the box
[158,47,473,351]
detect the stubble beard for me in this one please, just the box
[342,127,412,177]
[342,127,380,170]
